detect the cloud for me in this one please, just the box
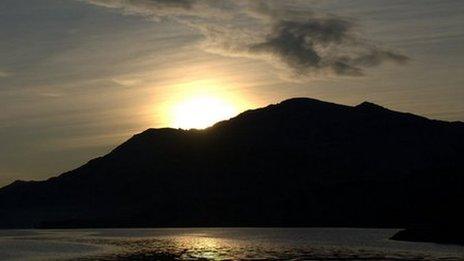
[82,0,408,78]
[111,77,141,87]
[247,18,409,76]
[84,0,231,20]
[86,0,196,11]
[0,70,12,78]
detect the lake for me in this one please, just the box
[0,228,463,260]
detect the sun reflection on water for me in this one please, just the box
[165,235,235,260]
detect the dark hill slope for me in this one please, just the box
[0,98,463,228]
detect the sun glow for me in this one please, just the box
[171,95,237,129]
[163,79,252,129]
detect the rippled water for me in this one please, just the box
[0,228,463,260]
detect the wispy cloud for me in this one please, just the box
[85,0,232,20]
[0,70,12,78]
[82,0,409,78]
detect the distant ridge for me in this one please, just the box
[0,97,463,233]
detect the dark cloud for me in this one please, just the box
[249,19,353,75]
[248,15,408,76]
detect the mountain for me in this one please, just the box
[0,97,463,230]
[391,227,464,245]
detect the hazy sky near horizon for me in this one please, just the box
[1,0,464,186]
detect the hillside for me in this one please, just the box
[0,97,463,229]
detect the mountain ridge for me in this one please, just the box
[2,98,463,187]
[0,97,463,229]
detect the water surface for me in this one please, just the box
[0,228,463,260]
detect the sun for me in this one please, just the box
[160,78,254,129]
[171,95,238,129]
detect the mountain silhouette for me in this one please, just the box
[0,97,463,232]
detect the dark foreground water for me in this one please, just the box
[0,228,463,260]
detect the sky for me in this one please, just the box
[1,0,464,186]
